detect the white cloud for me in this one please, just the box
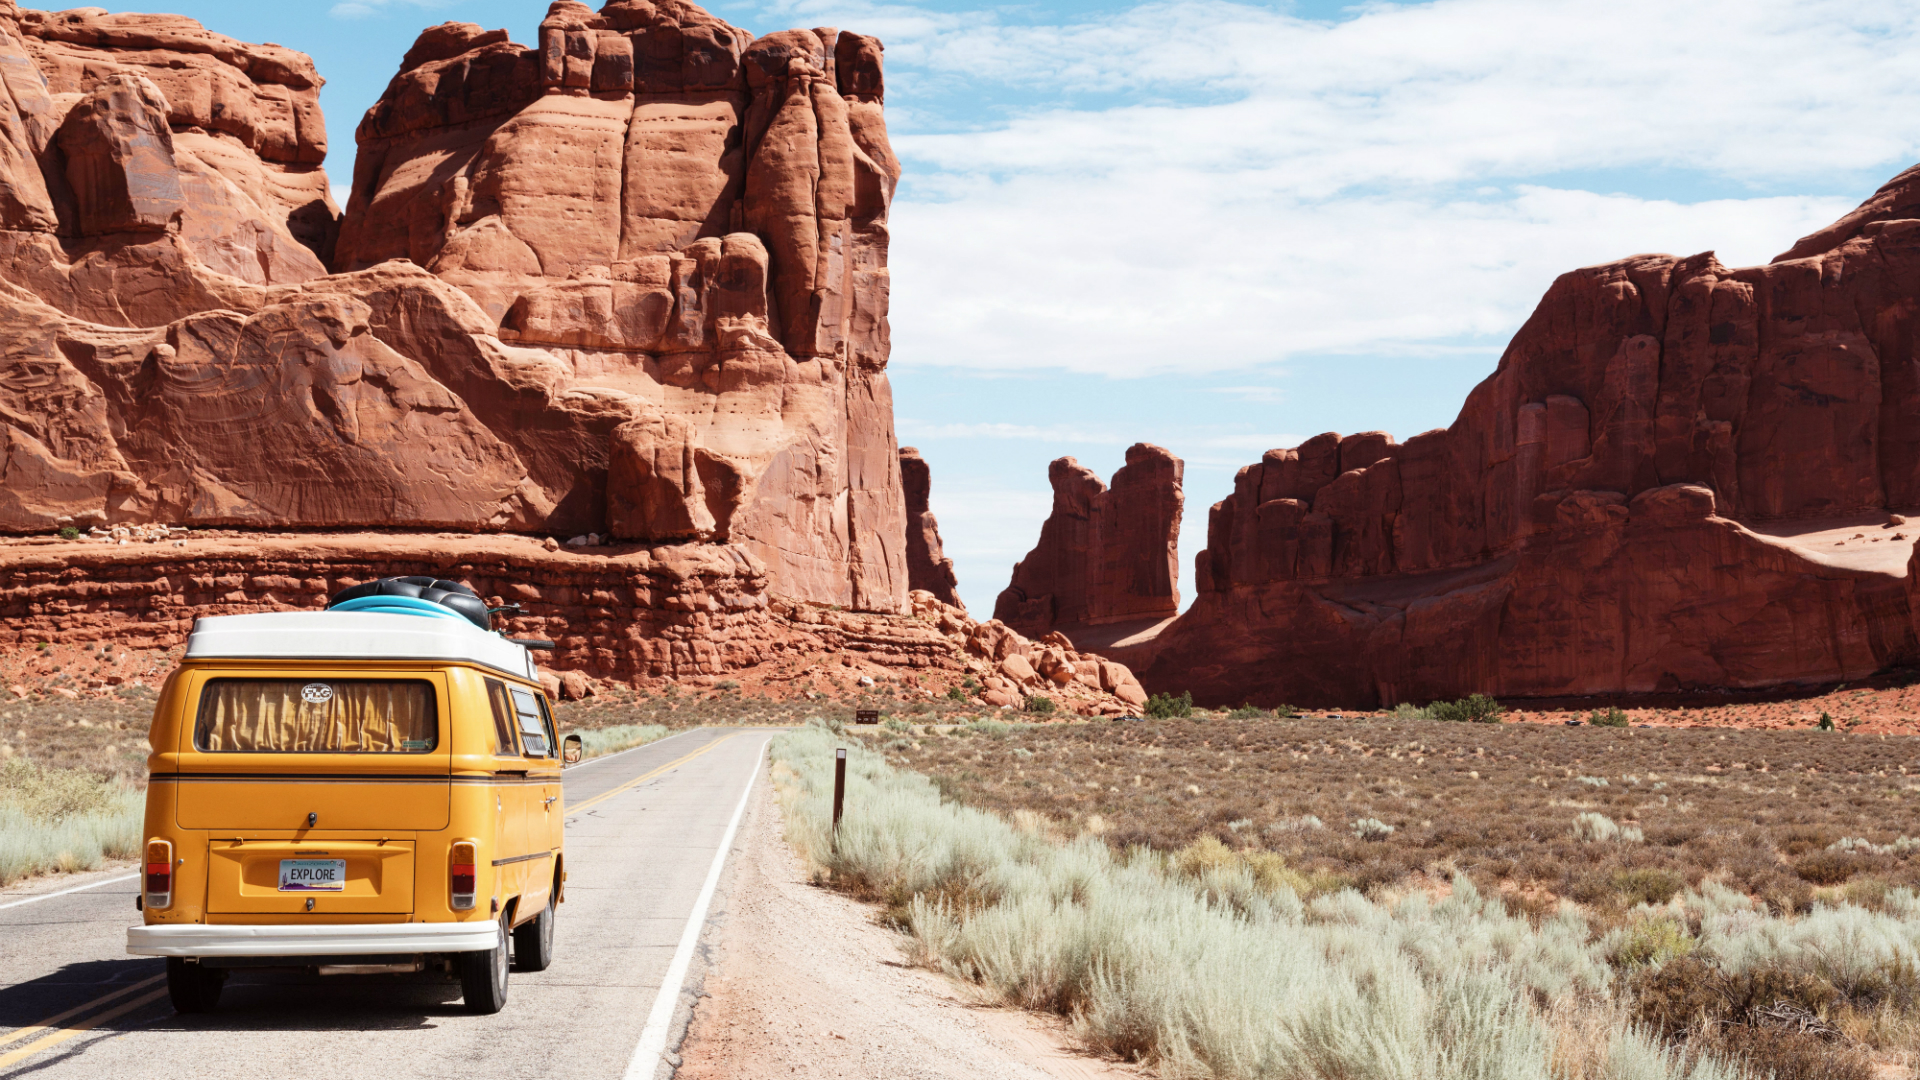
[329,0,448,19]
[746,0,1920,378]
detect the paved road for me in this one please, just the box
[0,727,772,1079]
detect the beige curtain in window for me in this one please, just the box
[195,680,436,753]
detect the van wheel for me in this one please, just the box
[459,912,510,1014]
[166,958,224,1014]
[512,888,555,972]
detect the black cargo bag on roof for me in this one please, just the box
[327,576,491,631]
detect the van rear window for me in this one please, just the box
[194,679,438,753]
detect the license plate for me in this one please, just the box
[279,859,347,892]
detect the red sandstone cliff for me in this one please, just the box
[899,446,962,609]
[994,443,1183,639]
[0,0,906,614]
[1118,166,1920,707]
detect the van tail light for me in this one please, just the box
[144,840,173,910]
[450,841,477,910]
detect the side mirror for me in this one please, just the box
[562,734,583,766]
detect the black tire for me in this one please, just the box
[459,912,510,1014]
[166,957,224,1014]
[512,888,555,973]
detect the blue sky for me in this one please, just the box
[80,0,1920,613]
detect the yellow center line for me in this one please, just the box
[0,975,165,1051]
[567,734,741,816]
[0,988,168,1072]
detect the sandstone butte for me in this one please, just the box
[899,446,962,609]
[0,0,1149,712]
[1011,166,1920,709]
[994,443,1184,641]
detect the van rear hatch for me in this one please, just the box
[175,674,451,833]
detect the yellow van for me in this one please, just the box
[127,578,582,1015]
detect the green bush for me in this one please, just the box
[57,525,79,540]
[947,686,969,702]
[1226,705,1268,719]
[1392,703,1433,720]
[1818,711,1836,731]
[1589,706,1629,727]
[1611,867,1686,906]
[715,679,740,691]
[1144,691,1193,719]
[1427,693,1505,723]
[1024,694,1056,715]
[1606,916,1696,967]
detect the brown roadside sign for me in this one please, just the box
[855,709,880,724]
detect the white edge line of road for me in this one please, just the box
[622,736,769,1080]
[0,872,140,912]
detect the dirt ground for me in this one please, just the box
[888,716,1920,915]
[675,777,1144,1080]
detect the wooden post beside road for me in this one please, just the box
[832,748,847,840]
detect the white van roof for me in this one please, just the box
[184,611,541,681]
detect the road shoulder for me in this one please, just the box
[671,777,1146,1080]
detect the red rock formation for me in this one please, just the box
[899,446,962,609]
[995,443,1183,638]
[1126,165,1920,707]
[0,1,908,615]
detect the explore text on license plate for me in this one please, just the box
[279,859,347,892]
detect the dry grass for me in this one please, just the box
[886,716,1920,919]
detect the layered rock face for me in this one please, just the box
[995,443,1183,638]
[1131,166,1920,707]
[899,446,961,608]
[0,0,907,614]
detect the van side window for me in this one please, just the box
[535,693,558,758]
[508,687,551,757]
[484,679,519,756]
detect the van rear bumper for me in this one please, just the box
[128,921,497,958]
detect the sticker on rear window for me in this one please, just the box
[301,683,334,704]
[401,739,431,751]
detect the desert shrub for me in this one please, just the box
[884,717,912,733]
[1143,691,1193,719]
[0,760,141,884]
[967,719,1013,739]
[1612,868,1687,907]
[1428,693,1505,723]
[574,724,670,758]
[1392,702,1433,720]
[57,525,79,540]
[1794,850,1863,886]
[1024,694,1056,715]
[1226,705,1268,719]
[1712,1026,1871,1080]
[1590,707,1631,727]
[1632,955,1867,1079]
[1573,812,1645,844]
[1607,916,1697,967]
[715,679,740,691]
[947,686,969,702]
[1818,712,1836,731]
[1351,817,1395,841]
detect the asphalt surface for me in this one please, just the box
[0,727,773,1079]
